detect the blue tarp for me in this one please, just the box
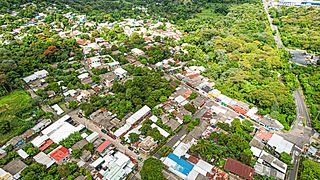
[168,153,194,175]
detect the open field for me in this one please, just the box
[0,90,35,145]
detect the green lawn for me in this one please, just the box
[0,90,35,145]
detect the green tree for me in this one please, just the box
[140,157,165,180]
[280,152,292,165]
[129,133,140,143]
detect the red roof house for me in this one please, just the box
[96,140,112,155]
[39,139,54,151]
[224,158,254,180]
[49,146,70,164]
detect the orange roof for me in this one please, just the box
[255,129,273,141]
[233,106,247,115]
[187,74,200,78]
[77,38,87,45]
[187,155,199,164]
[39,139,54,151]
[50,146,69,162]
[97,140,112,153]
[182,90,193,99]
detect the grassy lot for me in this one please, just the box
[0,90,36,145]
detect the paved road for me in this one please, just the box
[288,146,302,180]
[283,89,314,180]
[68,109,147,167]
[293,89,312,128]
[262,0,283,49]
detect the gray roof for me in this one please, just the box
[3,159,27,175]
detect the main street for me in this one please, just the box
[68,109,147,167]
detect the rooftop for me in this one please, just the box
[3,159,27,176]
[49,146,70,162]
[224,158,254,180]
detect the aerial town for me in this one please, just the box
[0,0,319,180]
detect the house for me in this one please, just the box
[41,115,85,144]
[72,139,88,150]
[81,150,91,162]
[93,151,135,180]
[254,163,285,180]
[107,61,120,69]
[151,124,170,138]
[99,72,117,87]
[191,96,206,109]
[7,136,24,147]
[131,48,145,56]
[224,158,254,180]
[23,69,49,83]
[31,119,52,133]
[138,136,157,154]
[39,139,54,151]
[258,151,287,174]
[34,152,55,168]
[17,149,29,159]
[49,146,70,164]
[114,67,127,78]
[267,134,294,154]
[0,168,12,180]
[51,104,64,115]
[96,140,113,156]
[90,109,125,131]
[31,135,49,148]
[163,153,194,179]
[126,105,151,125]
[87,57,101,69]
[3,159,27,179]
[86,132,100,143]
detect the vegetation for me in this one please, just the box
[129,133,140,143]
[279,152,292,165]
[190,119,254,166]
[59,132,82,148]
[0,90,36,144]
[20,162,92,180]
[186,118,201,132]
[140,157,165,180]
[299,158,320,179]
[140,119,164,141]
[158,146,173,157]
[80,67,175,118]
[269,7,320,54]
[292,65,320,132]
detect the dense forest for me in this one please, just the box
[269,7,320,54]
[269,6,320,132]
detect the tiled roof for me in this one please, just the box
[224,158,254,180]
[49,146,69,162]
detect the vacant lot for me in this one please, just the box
[0,90,35,144]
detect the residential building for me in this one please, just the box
[267,134,294,154]
[224,158,254,180]
[0,168,13,180]
[254,163,285,180]
[34,152,55,168]
[138,136,157,154]
[114,67,127,78]
[2,159,27,179]
[96,140,113,156]
[41,115,85,144]
[49,146,70,164]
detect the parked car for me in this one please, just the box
[101,129,107,134]
[128,146,134,151]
